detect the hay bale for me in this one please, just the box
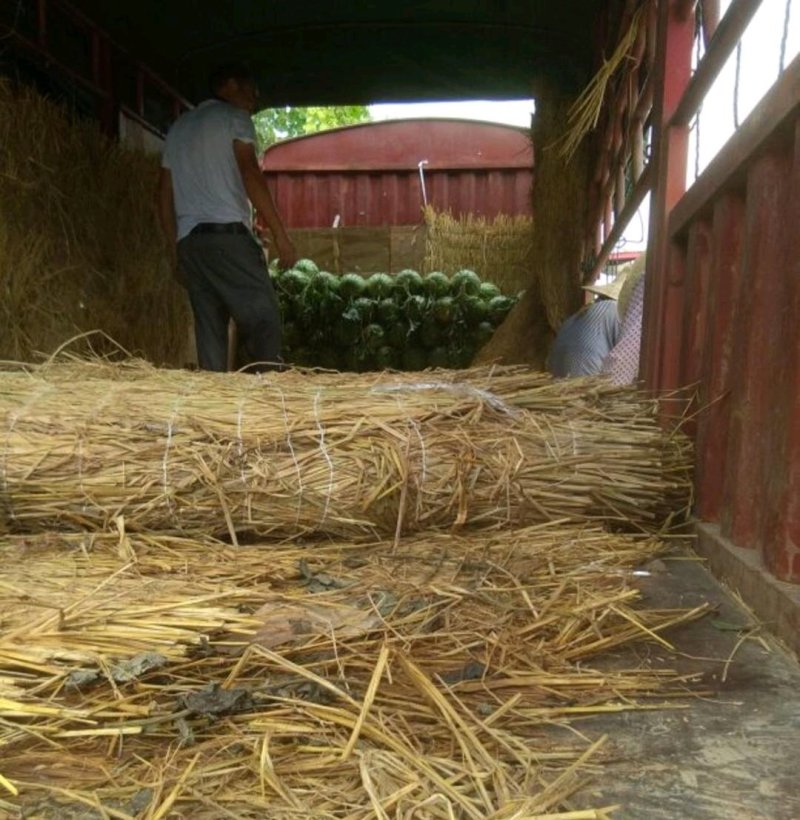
[0,80,191,365]
[422,207,534,294]
[529,85,593,333]
[0,361,692,540]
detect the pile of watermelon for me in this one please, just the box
[270,261,517,371]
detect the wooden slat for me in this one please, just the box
[671,0,762,128]
[585,164,653,284]
[693,192,745,524]
[760,118,800,581]
[720,151,792,549]
[669,51,800,238]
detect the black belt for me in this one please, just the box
[190,222,249,235]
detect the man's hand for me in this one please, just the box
[234,139,297,268]
[274,235,298,269]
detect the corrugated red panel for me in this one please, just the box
[645,55,800,582]
[260,119,534,229]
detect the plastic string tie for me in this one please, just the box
[313,389,335,528]
[370,381,520,418]
[278,386,304,527]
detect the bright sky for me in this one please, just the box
[369,99,534,129]
[369,0,799,257]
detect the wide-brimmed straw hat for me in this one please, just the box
[616,254,647,318]
[582,270,629,301]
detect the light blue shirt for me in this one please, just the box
[162,99,257,240]
[547,299,621,378]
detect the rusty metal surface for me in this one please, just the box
[260,119,534,229]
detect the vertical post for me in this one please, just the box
[640,0,695,395]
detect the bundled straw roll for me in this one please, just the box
[0,363,691,539]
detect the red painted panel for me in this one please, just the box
[679,220,713,425]
[261,119,534,229]
[261,119,534,171]
[694,193,746,523]
[657,242,688,420]
[645,10,800,583]
[721,152,792,550]
[761,121,800,581]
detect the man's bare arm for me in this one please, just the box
[234,139,297,268]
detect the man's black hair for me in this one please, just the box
[209,62,255,96]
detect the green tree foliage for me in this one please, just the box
[253,105,372,150]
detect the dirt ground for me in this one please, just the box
[569,546,800,820]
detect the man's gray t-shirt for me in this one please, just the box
[162,99,257,240]
[547,299,620,378]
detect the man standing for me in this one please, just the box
[157,63,296,372]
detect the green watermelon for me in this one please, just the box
[403,294,428,323]
[424,271,451,298]
[317,292,345,325]
[365,272,394,300]
[479,281,502,300]
[293,258,319,275]
[451,269,482,297]
[488,295,516,326]
[314,270,341,296]
[376,298,401,327]
[475,321,495,347]
[363,323,386,352]
[278,268,311,297]
[338,273,367,301]
[432,296,457,327]
[351,296,373,324]
[462,294,489,326]
[394,269,425,296]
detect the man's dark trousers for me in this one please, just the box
[177,228,282,372]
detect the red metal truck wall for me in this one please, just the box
[260,119,534,229]
[644,53,800,582]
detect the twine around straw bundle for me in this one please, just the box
[0,363,691,541]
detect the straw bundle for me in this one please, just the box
[0,361,692,540]
[530,85,593,335]
[0,524,706,816]
[554,4,648,161]
[422,207,535,295]
[0,80,190,365]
